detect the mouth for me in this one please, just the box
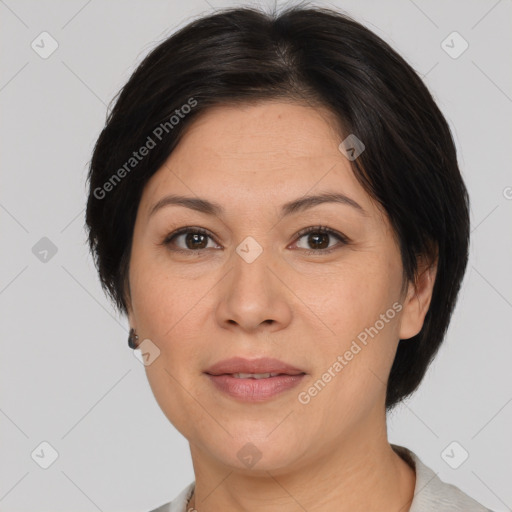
[228,372,297,379]
[204,357,306,402]
[205,356,305,376]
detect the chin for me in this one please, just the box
[199,429,310,474]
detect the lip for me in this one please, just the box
[204,357,306,402]
[206,373,306,402]
[204,357,305,376]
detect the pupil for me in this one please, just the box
[186,233,207,249]
[309,232,328,249]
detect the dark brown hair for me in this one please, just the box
[85,5,470,411]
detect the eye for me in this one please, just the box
[291,225,349,255]
[161,225,349,256]
[161,226,221,253]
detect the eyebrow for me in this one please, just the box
[148,192,368,219]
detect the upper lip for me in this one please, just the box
[205,357,305,376]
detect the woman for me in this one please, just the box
[85,5,492,511]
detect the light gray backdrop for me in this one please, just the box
[1,0,511,511]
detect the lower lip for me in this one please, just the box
[206,373,305,402]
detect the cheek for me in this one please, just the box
[129,243,201,338]
[297,254,400,341]
[296,254,402,403]
[129,244,217,378]
[130,254,209,436]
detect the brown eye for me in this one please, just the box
[183,232,209,250]
[163,227,220,252]
[293,226,349,255]
[304,231,330,250]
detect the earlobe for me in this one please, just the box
[128,327,139,349]
[398,260,437,340]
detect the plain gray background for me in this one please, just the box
[1,0,511,511]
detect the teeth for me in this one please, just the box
[232,372,281,379]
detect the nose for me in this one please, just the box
[215,243,293,333]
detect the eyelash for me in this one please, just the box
[161,225,349,256]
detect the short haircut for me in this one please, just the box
[85,6,470,411]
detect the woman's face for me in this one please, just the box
[127,101,433,473]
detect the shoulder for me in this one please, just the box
[147,481,195,512]
[391,444,493,512]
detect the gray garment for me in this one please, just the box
[149,444,492,511]
[391,444,492,512]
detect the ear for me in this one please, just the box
[398,257,437,340]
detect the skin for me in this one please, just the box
[126,101,437,512]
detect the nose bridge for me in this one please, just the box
[231,234,273,302]
[216,233,292,331]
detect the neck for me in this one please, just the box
[187,415,415,512]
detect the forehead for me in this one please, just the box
[175,100,345,163]
[140,101,380,220]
